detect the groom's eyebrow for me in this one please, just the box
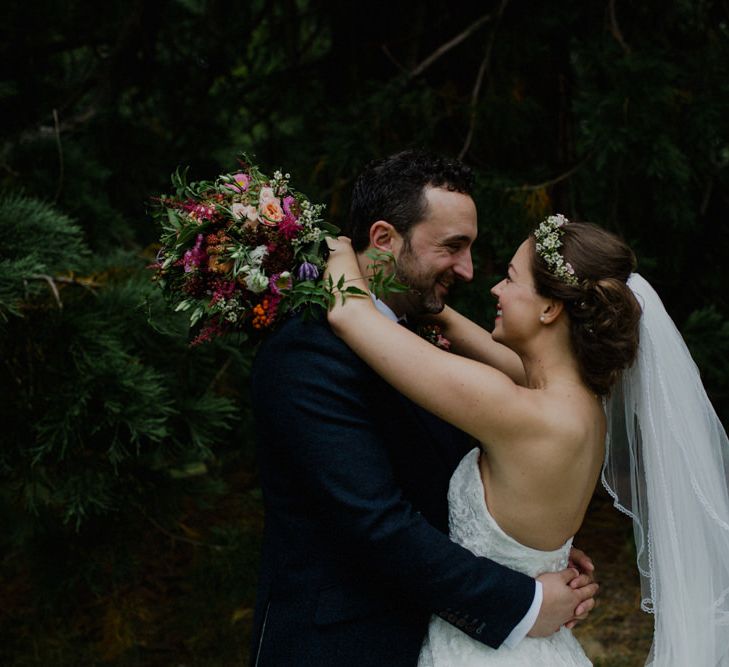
[442,234,472,244]
[508,263,517,276]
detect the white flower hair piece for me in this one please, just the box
[533,213,579,287]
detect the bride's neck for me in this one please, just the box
[520,343,583,392]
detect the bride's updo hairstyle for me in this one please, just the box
[530,221,641,396]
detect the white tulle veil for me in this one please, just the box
[602,273,729,666]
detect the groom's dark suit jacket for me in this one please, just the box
[249,312,534,666]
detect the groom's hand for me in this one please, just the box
[564,546,597,629]
[528,568,599,637]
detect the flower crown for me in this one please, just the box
[533,214,579,287]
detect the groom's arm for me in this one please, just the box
[252,316,535,648]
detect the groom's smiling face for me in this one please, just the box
[393,186,477,316]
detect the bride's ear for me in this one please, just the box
[369,221,403,255]
[540,299,564,324]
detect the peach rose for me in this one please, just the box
[258,199,284,226]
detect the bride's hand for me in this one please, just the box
[324,236,369,328]
[324,236,358,281]
[529,569,599,637]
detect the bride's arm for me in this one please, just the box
[325,238,537,444]
[433,306,527,386]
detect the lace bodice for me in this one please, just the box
[448,448,573,575]
[418,448,591,666]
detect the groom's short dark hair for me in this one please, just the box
[346,150,475,252]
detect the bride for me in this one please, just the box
[325,215,729,665]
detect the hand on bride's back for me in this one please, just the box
[528,568,599,637]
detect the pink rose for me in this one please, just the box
[224,173,250,193]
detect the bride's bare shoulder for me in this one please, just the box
[520,387,606,454]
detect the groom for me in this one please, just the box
[250,150,597,665]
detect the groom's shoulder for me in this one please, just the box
[264,310,338,349]
[254,310,361,371]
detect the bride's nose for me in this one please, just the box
[490,280,504,298]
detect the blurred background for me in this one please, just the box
[1,1,727,664]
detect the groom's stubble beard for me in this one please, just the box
[391,241,452,317]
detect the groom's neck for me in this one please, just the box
[356,250,407,318]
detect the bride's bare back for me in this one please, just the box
[478,388,606,551]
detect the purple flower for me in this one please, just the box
[282,195,296,217]
[297,261,319,281]
[270,272,292,295]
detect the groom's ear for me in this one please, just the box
[369,221,403,255]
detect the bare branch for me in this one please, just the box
[206,357,233,394]
[700,178,714,216]
[381,44,408,74]
[503,152,595,192]
[29,274,105,288]
[408,12,494,80]
[52,109,64,203]
[459,0,509,160]
[19,106,98,145]
[608,0,631,55]
[26,273,106,309]
[28,274,63,310]
[142,511,231,552]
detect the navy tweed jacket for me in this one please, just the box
[249,313,534,666]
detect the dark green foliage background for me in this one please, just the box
[1,1,727,664]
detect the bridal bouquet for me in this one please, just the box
[151,157,351,345]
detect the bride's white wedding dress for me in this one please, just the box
[418,448,591,666]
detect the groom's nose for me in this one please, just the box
[453,250,474,282]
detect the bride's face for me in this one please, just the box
[490,240,544,348]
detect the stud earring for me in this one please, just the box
[539,315,545,323]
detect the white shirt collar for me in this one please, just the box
[370,293,403,323]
